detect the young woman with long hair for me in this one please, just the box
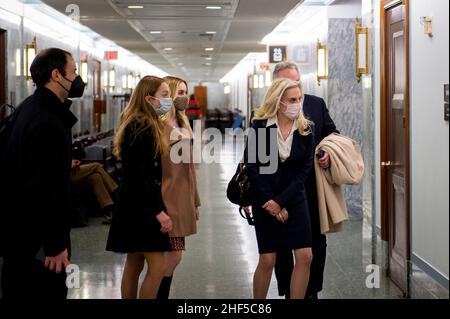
[156,76,201,299]
[106,76,174,299]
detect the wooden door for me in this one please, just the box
[381,0,410,296]
[93,60,104,132]
[194,85,207,115]
[0,29,6,120]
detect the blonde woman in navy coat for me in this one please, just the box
[245,78,314,299]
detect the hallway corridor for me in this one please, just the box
[68,138,409,299]
[0,0,448,303]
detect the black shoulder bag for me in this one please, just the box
[226,162,252,207]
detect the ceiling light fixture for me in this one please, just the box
[150,31,162,34]
[128,5,144,9]
[206,6,222,10]
[164,48,173,51]
[205,48,214,51]
[205,31,217,34]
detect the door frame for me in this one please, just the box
[380,0,411,289]
[0,29,6,119]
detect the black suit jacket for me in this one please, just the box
[117,122,166,217]
[303,94,338,150]
[245,119,314,208]
[0,86,77,258]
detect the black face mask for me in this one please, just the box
[58,75,86,98]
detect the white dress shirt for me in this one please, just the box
[266,115,298,162]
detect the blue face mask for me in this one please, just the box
[149,96,173,116]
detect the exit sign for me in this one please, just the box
[104,51,118,60]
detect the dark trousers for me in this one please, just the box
[274,235,327,298]
[275,183,327,298]
[1,256,67,299]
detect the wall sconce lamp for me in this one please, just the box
[134,74,141,88]
[122,75,128,89]
[253,74,259,89]
[108,67,116,88]
[102,70,108,88]
[127,72,134,89]
[420,16,433,37]
[355,18,369,82]
[15,49,25,76]
[316,40,328,86]
[265,70,272,87]
[26,37,37,81]
[80,57,88,85]
[259,74,265,89]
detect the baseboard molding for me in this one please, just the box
[411,253,449,290]
[374,226,448,292]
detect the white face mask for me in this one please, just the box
[281,101,302,120]
[149,96,173,116]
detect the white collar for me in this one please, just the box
[266,116,277,128]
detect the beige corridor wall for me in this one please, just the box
[409,0,449,280]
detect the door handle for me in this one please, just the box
[381,161,392,167]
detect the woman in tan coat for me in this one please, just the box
[157,76,201,299]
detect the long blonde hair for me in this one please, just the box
[253,78,312,136]
[163,76,192,134]
[113,76,168,159]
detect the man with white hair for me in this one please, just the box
[272,61,338,299]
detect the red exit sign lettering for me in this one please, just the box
[104,51,118,60]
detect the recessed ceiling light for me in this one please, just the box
[205,48,214,51]
[150,31,162,34]
[205,57,213,60]
[128,5,144,9]
[164,48,173,51]
[205,31,217,34]
[205,63,212,66]
[206,6,222,10]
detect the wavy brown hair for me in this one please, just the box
[163,76,192,134]
[113,75,168,159]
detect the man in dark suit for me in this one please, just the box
[272,62,338,299]
[0,48,85,299]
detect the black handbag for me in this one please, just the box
[239,207,255,226]
[226,162,252,207]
